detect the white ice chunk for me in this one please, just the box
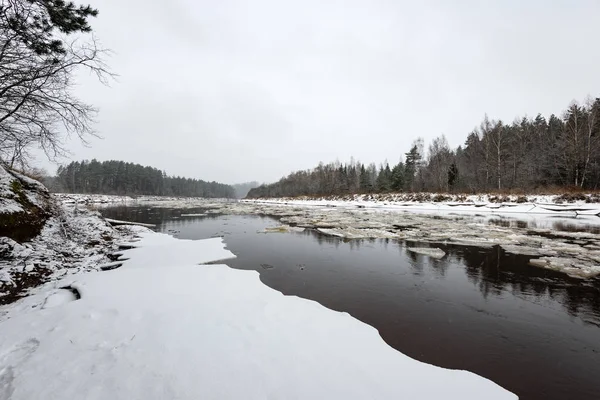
[407,247,446,259]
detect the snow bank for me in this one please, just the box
[245,196,600,216]
[0,230,516,399]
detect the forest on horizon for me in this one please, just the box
[48,160,237,198]
[248,97,600,198]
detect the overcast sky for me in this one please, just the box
[35,0,600,184]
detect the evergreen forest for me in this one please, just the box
[52,160,235,198]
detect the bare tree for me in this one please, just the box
[0,0,113,167]
[580,97,600,187]
[488,120,506,190]
[427,134,452,191]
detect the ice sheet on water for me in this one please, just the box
[408,247,446,259]
[528,257,600,279]
[261,225,305,233]
[0,231,515,400]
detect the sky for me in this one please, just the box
[34,0,600,184]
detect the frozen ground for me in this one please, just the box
[0,227,516,399]
[66,193,600,279]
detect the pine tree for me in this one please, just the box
[448,162,458,190]
[404,146,420,191]
[390,162,404,191]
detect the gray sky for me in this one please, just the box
[35,0,600,184]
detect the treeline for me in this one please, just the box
[52,160,235,198]
[248,97,600,198]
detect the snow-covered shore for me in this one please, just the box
[56,193,236,205]
[0,167,143,304]
[0,204,139,304]
[244,193,600,216]
[0,224,516,399]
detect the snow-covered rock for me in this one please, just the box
[0,230,516,399]
[0,165,53,242]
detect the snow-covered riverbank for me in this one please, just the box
[0,222,516,399]
[0,204,139,304]
[0,168,143,304]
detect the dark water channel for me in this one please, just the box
[100,206,600,400]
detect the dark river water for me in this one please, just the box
[100,206,600,400]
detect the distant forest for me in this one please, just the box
[248,97,600,198]
[51,160,235,198]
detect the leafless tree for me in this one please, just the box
[0,0,113,167]
[427,134,452,191]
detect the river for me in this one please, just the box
[99,205,600,400]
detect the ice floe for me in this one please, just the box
[408,247,446,259]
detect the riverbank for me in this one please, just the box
[0,203,139,305]
[0,167,144,305]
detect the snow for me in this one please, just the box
[0,167,24,214]
[0,204,140,303]
[0,229,515,399]
[0,165,52,216]
[41,288,78,309]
